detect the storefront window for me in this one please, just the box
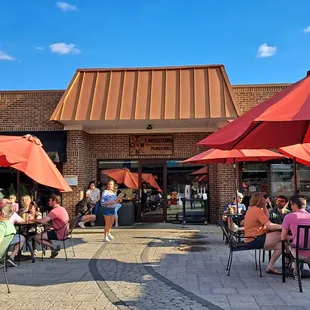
[271,163,310,201]
[241,163,268,205]
[166,161,206,221]
[271,164,294,201]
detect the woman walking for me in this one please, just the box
[101,180,117,242]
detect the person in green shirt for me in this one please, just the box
[0,202,16,264]
[269,195,291,225]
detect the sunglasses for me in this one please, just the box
[277,199,286,203]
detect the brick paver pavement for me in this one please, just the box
[0,224,309,309]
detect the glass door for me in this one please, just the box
[138,160,167,222]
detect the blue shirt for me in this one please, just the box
[101,190,116,208]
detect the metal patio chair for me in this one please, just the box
[282,224,310,293]
[217,220,263,277]
[0,233,15,293]
[41,216,78,261]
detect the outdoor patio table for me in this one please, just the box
[15,222,38,263]
[180,198,208,225]
[220,213,244,231]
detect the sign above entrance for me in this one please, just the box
[129,135,173,156]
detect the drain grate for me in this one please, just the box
[177,245,210,252]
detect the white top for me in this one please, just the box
[86,188,100,204]
[9,212,23,225]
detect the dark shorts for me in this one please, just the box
[77,215,83,223]
[47,230,59,241]
[245,233,266,249]
[103,207,115,216]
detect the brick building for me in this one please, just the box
[0,65,291,223]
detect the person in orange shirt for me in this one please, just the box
[244,193,283,275]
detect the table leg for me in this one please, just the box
[182,200,186,225]
[26,241,35,263]
[282,241,286,283]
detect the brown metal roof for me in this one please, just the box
[50,65,240,122]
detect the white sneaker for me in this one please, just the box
[108,233,114,240]
[103,236,110,242]
[78,222,86,228]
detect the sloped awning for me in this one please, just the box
[51,65,240,133]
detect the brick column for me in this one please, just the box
[62,130,90,218]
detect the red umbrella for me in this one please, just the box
[189,166,208,176]
[183,149,285,165]
[0,151,27,167]
[183,148,285,214]
[0,135,72,192]
[101,168,139,189]
[278,144,310,167]
[141,173,162,191]
[198,71,310,150]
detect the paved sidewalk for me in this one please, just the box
[0,224,309,309]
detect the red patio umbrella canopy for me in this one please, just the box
[101,168,139,189]
[0,151,27,167]
[183,148,285,165]
[0,135,72,192]
[101,168,162,191]
[278,144,310,167]
[198,71,310,150]
[189,166,208,176]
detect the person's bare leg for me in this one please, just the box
[264,232,282,271]
[82,214,96,224]
[104,216,108,237]
[108,216,115,234]
[11,236,26,258]
[35,233,55,250]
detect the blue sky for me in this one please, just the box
[1,0,310,90]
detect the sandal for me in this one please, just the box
[266,268,282,275]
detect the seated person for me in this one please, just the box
[9,195,19,213]
[282,195,310,276]
[263,195,273,210]
[244,193,283,275]
[269,195,291,224]
[35,195,69,258]
[75,197,96,228]
[224,192,246,214]
[7,209,26,266]
[0,202,18,267]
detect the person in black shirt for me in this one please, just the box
[269,195,291,224]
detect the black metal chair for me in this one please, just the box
[0,233,15,293]
[282,225,310,293]
[41,216,78,261]
[217,220,263,277]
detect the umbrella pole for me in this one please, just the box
[293,157,298,195]
[16,171,21,203]
[234,159,239,215]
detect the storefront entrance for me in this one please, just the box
[138,160,167,222]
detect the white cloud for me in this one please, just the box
[35,46,43,50]
[0,50,15,61]
[49,43,80,55]
[56,2,77,11]
[303,26,310,33]
[257,43,277,58]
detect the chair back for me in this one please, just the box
[296,224,310,252]
[217,220,239,247]
[0,233,15,260]
[69,216,79,234]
